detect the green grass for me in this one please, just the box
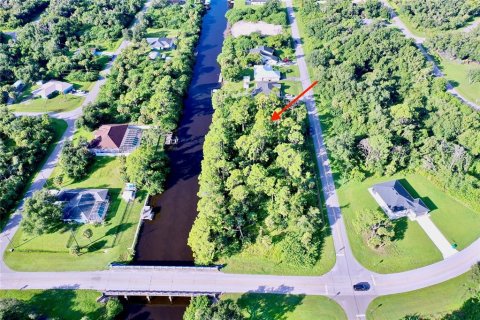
[223,293,347,320]
[337,173,445,273]
[4,157,145,271]
[0,290,105,320]
[9,94,84,113]
[367,269,478,320]
[437,56,480,104]
[145,27,178,38]
[280,80,302,96]
[234,0,247,8]
[279,65,300,79]
[73,126,94,144]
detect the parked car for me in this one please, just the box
[353,282,370,291]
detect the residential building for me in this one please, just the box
[32,80,73,99]
[253,81,281,97]
[246,0,268,5]
[12,80,24,91]
[122,183,137,202]
[57,189,110,224]
[89,124,143,155]
[254,65,281,82]
[249,46,279,65]
[369,180,430,220]
[146,37,176,50]
[148,51,160,60]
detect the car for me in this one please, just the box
[353,282,370,291]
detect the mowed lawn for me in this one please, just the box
[438,57,480,104]
[4,157,145,271]
[338,172,480,273]
[9,94,84,113]
[223,293,347,320]
[367,269,478,320]
[0,290,106,320]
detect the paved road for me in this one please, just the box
[2,1,480,319]
[380,0,480,111]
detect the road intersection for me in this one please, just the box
[1,1,479,319]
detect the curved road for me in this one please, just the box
[1,1,479,319]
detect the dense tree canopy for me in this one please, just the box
[184,296,244,320]
[189,90,323,266]
[22,189,63,235]
[300,0,480,210]
[427,26,480,62]
[226,0,287,25]
[59,139,94,180]
[0,108,56,221]
[0,0,49,29]
[392,0,480,30]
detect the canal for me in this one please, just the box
[135,0,228,265]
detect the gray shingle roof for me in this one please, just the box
[371,180,429,216]
[58,189,109,223]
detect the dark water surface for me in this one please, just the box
[119,297,191,320]
[134,0,228,265]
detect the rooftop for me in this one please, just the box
[58,189,109,223]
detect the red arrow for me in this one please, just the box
[271,80,318,121]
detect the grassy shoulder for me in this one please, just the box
[367,269,479,319]
[0,290,106,320]
[223,293,347,320]
[4,157,145,271]
[436,56,480,104]
[9,94,84,113]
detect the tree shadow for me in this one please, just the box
[442,296,480,320]
[392,217,408,241]
[234,290,304,320]
[27,289,104,320]
[86,239,108,252]
[398,178,438,211]
[106,222,134,237]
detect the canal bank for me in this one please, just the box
[134,0,228,264]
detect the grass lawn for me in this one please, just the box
[234,0,247,8]
[437,56,480,104]
[4,157,145,271]
[145,27,178,38]
[279,65,300,79]
[367,269,479,320]
[9,94,84,113]
[280,80,302,96]
[73,126,94,144]
[223,293,347,320]
[337,173,445,273]
[0,290,105,320]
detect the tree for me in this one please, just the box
[22,189,63,236]
[184,296,244,320]
[104,298,123,320]
[70,245,80,256]
[0,298,33,320]
[83,228,93,242]
[355,209,395,249]
[59,139,93,180]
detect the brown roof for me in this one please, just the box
[93,124,128,149]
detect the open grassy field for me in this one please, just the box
[437,57,480,104]
[4,157,145,271]
[367,268,479,319]
[223,293,347,320]
[0,290,106,320]
[234,0,247,8]
[9,94,84,113]
[337,172,480,273]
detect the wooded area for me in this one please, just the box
[427,27,480,62]
[0,108,56,222]
[226,0,286,25]
[0,0,49,29]
[300,0,480,210]
[392,0,480,30]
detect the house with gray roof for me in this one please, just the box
[369,180,430,220]
[253,81,281,97]
[57,189,110,224]
[249,46,279,65]
[146,37,176,50]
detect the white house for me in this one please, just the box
[32,80,73,99]
[254,65,281,82]
[148,51,160,60]
[146,37,176,50]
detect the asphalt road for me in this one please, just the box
[1,1,480,319]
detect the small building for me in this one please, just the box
[253,81,281,97]
[57,189,110,224]
[89,124,143,155]
[12,80,24,91]
[247,0,268,5]
[148,51,160,60]
[122,183,137,202]
[243,76,250,89]
[254,65,281,82]
[146,37,176,50]
[249,46,279,65]
[32,80,73,99]
[369,180,430,221]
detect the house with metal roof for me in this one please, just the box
[146,37,176,50]
[32,80,73,99]
[249,46,279,65]
[254,65,281,82]
[57,189,110,224]
[369,180,430,220]
[88,124,143,156]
